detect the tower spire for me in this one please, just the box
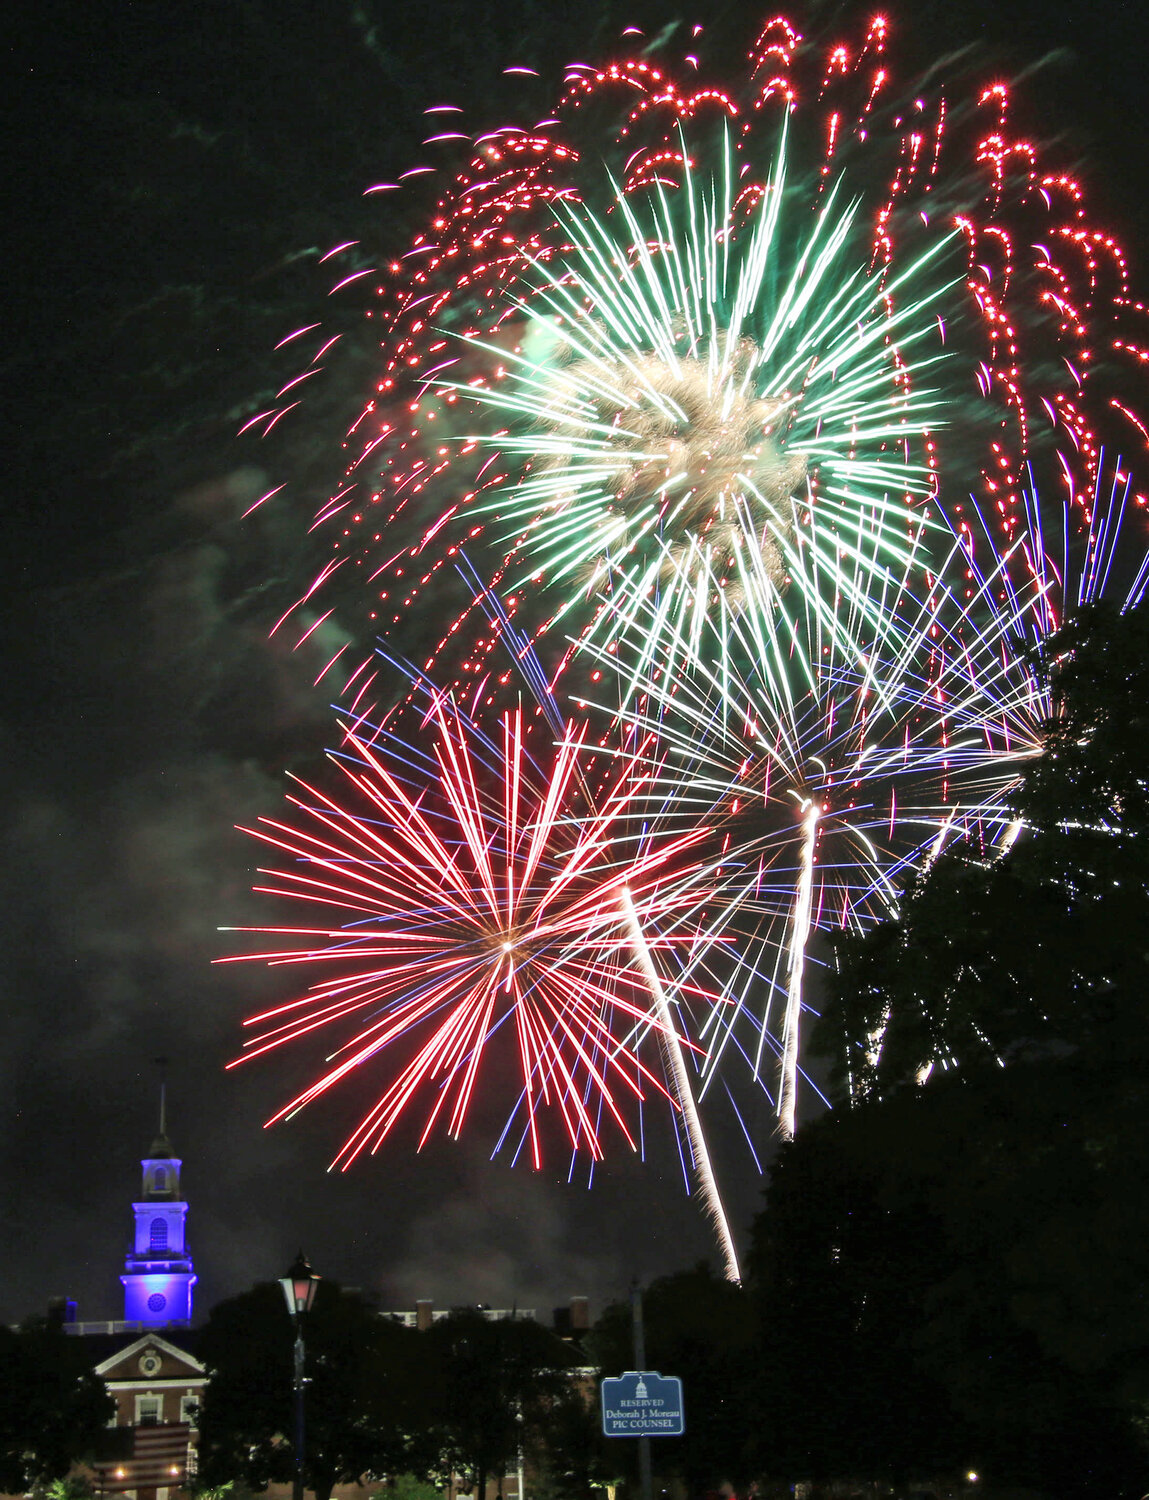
[122,1064,196,1327]
[156,1056,168,1140]
[151,1056,171,1156]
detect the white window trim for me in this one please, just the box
[135,1392,163,1425]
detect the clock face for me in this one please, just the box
[139,1351,161,1376]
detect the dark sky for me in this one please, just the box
[2,0,1147,1328]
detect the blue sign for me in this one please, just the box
[601,1370,685,1436]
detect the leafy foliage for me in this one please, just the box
[0,1320,113,1493]
[748,1064,1149,1497]
[196,1280,420,1500]
[372,1475,444,1500]
[528,1380,616,1500]
[818,603,1149,1096]
[418,1309,576,1500]
[746,602,1149,1498]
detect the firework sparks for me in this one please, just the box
[228,12,1149,1244]
[580,497,1065,1130]
[222,698,721,1169]
[444,126,952,688]
[249,12,1148,706]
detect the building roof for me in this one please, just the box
[93,1331,205,1381]
[61,1326,204,1368]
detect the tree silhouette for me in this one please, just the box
[196,1280,419,1500]
[0,1319,113,1493]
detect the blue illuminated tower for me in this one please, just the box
[121,1085,197,1327]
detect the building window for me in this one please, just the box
[153,1166,167,1190]
[150,1218,168,1251]
[180,1394,199,1426]
[136,1395,162,1426]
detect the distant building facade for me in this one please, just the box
[90,1333,205,1498]
[15,1091,594,1500]
[385,1295,590,1339]
[54,1091,203,1500]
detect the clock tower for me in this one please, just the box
[120,1085,197,1327]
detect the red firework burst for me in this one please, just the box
[221,701,716,1167]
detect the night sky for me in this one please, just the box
[3,0,1147,1328]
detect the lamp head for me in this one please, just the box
[279,1250,320,1317]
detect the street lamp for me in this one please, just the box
[279,1252,321,1500]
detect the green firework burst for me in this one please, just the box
[441,122,958,691]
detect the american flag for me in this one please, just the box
[100,1424,191,1490]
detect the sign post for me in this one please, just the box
[600,1371,686,1437]
[631,1285,653,1500]
[610,1285,685,1500]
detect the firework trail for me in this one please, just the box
[620,886,740,1280]
[776,799,820,1140]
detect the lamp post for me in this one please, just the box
[279,1251,321,1500]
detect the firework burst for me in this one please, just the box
[582,496,1047,1132]
[442,127,952,688]
[228,12,1149,1258]
[222,697,725,1174]
[251,11,1148,703]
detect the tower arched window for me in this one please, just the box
[153,1167,167,1190]
[149,1217,168,1251]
